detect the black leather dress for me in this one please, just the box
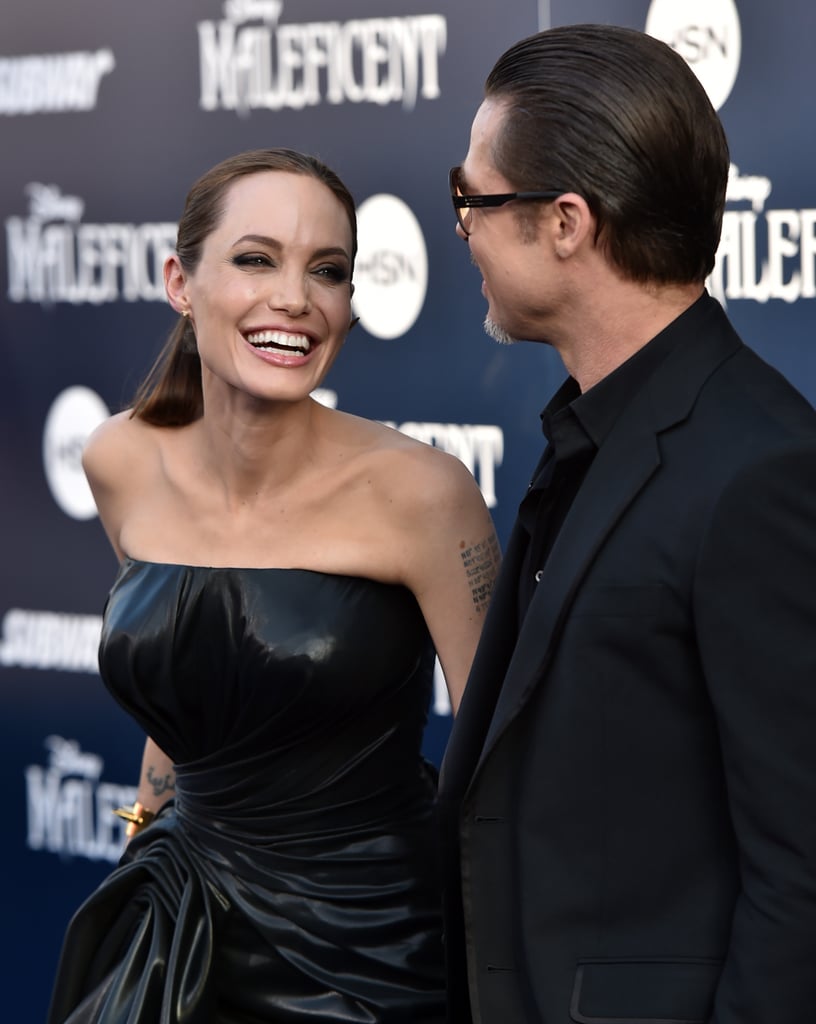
[48,559,445,1023]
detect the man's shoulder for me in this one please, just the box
[637,298,816,442]
[707,340,816,437]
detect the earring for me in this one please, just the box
[181,309,191,318]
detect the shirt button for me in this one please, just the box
[534,570,543,582]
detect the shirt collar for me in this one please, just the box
[542,290,712,450]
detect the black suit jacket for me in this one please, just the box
[439,296,816,1024]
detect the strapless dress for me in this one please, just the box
[48,559,445,1023]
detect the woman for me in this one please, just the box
[47,149,499,1023]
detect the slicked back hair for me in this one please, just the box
[484,24,729,285]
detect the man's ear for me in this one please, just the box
[164,254,189,313]
[551,192,594,259]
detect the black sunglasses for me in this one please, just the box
[449,165,566,236]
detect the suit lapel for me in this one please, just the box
[471,297,744,774]
[477,420,661,764]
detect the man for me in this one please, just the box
[439,23,816,1024]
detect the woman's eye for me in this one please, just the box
[232,253,272,267]
[314,264,349,283]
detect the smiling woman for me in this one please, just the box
[47,149,500,1024]
[164,170,355,406]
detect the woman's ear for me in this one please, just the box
[349,282,358,330]
[164,254,189,314]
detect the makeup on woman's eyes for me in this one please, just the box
[228,232,349,269]
[229,251,350,284]
[313,263,350,284]
[231,252,274,268]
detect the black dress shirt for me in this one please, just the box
[516,294,705,624]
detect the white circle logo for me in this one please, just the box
[42,386,110,520]
[353,194,428,340]
[646,0,741,111]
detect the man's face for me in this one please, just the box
[458,98,562,346]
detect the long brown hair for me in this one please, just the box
[131,149,358,426]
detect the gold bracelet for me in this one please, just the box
[113,801,157,838]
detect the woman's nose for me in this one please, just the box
[267,270,310,315]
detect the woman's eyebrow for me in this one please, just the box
[231,235,349,262]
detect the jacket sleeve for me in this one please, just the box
[694,439,816,1023]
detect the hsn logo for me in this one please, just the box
[352,194,428,340]
[646,0,742,112]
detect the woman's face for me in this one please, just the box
[168,170,354,407]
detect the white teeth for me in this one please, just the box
[246,330,311,354]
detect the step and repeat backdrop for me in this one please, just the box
[2,0,814,1016]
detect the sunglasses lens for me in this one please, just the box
[450,168,471,234]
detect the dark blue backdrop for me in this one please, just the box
[2,1,814,1019]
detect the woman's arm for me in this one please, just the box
[116,737,176,840]
[397,448,501,713]
[135,736,177,812]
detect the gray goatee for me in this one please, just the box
[484,316,518,346]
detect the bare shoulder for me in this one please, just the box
[340,414,497,575]
[339,411,486,519]
[82,409,157,492]
[82,410,166,555]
